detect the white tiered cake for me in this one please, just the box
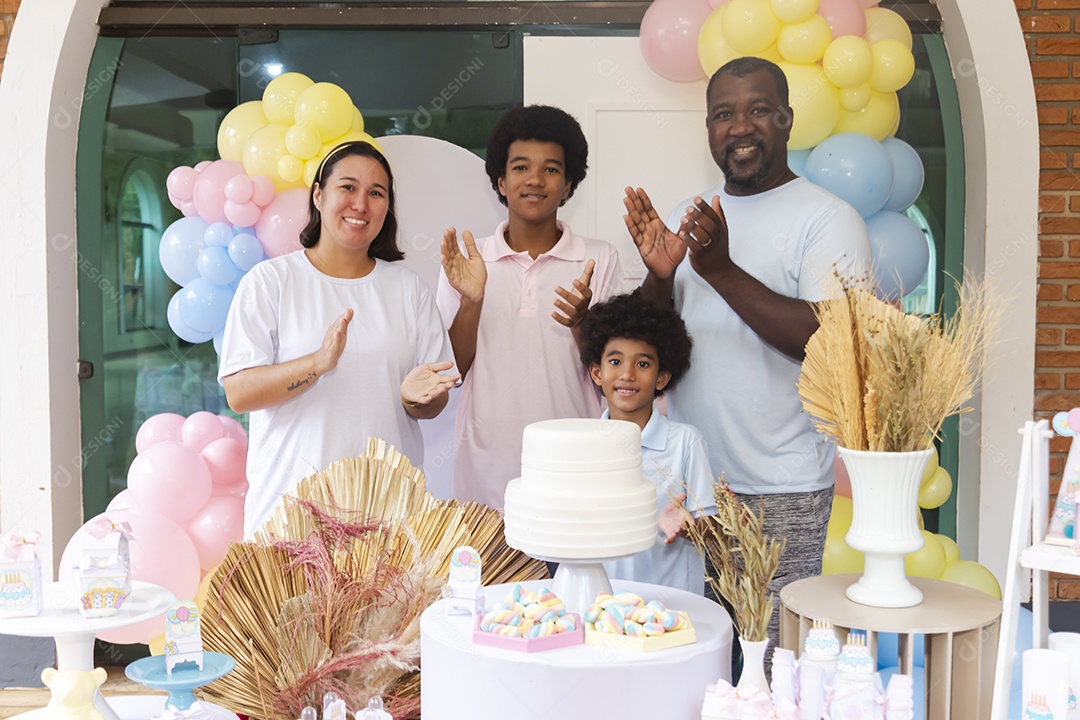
[504,418,657,561]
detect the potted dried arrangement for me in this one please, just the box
[685,480,785,695]
[797,276,995,608]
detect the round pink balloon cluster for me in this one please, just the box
[167,159,277,228]
[59,412,248,645]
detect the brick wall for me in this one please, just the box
[1021,0,1080,600]
[0,0,18,78]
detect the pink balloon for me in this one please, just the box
[218,415,249,449]
[135,413,186,453]
[167,166,199,202]
[224,175,254,204]
[60,509,200,645]
[855,0,879,6]
[182,411,226,452]
[251,176,276,207]
[106,489,136,513]
[192,159,246,225]
[640,0,712,83]
[707,0,729,8]
[818,0,866,38]
[195,160,212,172]
[217,479,249,499]
[186,496,245,571]
[127,441,213,523]
[180,199,198,218]
[1069,408,1080,434]
[255,187,309,258]
[225,199,261,228]
[201,438,247,488]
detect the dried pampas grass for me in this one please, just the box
[797,274,997,452]
[199,438,547,720]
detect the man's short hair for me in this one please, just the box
[706,57,790,108]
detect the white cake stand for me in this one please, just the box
[0,581,175,720]
[532,553,636,615]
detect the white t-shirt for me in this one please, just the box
[436,221,624,510]
[664,178,871,495]
[219,250,455,537]
[602,408,718,595]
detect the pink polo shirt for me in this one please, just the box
[436,221,624,510]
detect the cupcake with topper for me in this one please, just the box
[801,619,841,685]
[836,631,875,678]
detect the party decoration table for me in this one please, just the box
[779,574,1001,720]
[420,579,733,720]
[0,581,175,720]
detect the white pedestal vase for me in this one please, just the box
[736,637,770,695]
[838,446,933,608]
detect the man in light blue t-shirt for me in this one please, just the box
[623,57,871,655]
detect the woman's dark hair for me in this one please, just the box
[299,141,404,262]
[485,105,589,207]
[579,290,694,396]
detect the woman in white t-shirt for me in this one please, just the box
[219,141,459,537]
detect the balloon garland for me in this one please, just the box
[161,73,377,349]
[640,0,930,299]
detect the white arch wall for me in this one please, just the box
[0,0,1038,583]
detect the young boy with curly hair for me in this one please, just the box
[437,105,624,510]
[579,291,717,594]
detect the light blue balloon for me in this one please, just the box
[875,632,925,669]
[865,210,930,300]
[788,149,812,178]
[159,216,209,286]
[805,133,894,219]
[203,222,234,248]
[197,245,239,286]
[882,137,925,213]
[178,278,235,335]
[213,332,224,356]
[228,233,265,272]
[167,289,214,344]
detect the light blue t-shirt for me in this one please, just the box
[602,407,718,595]
[664,178,871,495]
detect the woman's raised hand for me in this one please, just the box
[316,309,353,375]
[441,228,487,304]
[401,361,461,407]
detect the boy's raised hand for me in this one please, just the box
[553,259,595,328]
[441,228,487,303]
[659,492,692,544]
[623,186,687,280]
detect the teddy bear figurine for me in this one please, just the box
[41,667,107,720]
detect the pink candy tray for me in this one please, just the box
[472,613,584,653]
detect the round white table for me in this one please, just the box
[0,581,175,720]
[421,579,733,720]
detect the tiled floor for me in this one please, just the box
[0,667,160,720]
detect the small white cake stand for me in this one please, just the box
[531,554,635,615]
[0,581,175,720]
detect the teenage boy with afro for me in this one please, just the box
[437,105,624,509]
[580,291,717,594]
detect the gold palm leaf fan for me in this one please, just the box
[199,438,547,720]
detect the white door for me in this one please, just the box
[524,36,721,280]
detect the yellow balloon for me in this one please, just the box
[780,61,840,150]
[285,121,323,160]
[278,155,304,184]
[839,84,871,112]
[722,0,782,55]
[919,466,953,510]
[303,133,385,188]
[304,157,322,188]
[777,14,832,65]
[864,7,913,50]
[217,101,270,162]
[921,448,940,487]
[295,83,355,142]
[870,39,915,93]
[823,36,873,89]
[195,566,218,611]
[699,7,742,76]
[350,107,366,135]
[936,533,961,564]
[262,72,315,125]
[822,535,864,575]
[149,632,166,656]
[832,89,897,141]
[905,530,946,579]
[940,560,1002,600]
[827,495,853,540]
[244,124,300,192]
[769,0,819,24]
[331,131,383,155]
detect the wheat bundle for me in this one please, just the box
[797,275,997,452]
[199,439,547,720]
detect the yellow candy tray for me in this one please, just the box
[584,611,696,652]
